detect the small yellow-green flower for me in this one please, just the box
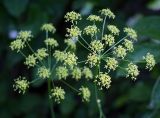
[64,52,78,68]
[50,87,65,104]
[10,39,25,52]
[123,39,134,52]
[143,53,156,71]
[35,48,48,60]
[79,86,91,102]
[41,23,56,33]
[126,62,139,80]
[64,11,81,23]
[105,57,118,71]
[56,66,68,79]
[66,26,81,38]
[24,54,37,68]
[82,67,93,80]
[44,38,58,48]
[90,40,104,53]
[37,66,51,79]
[86,53,100,67]
[16,31,33,42]
[72,67,82,81]
[107,25,120,35]
[13,76,29,94]
[124,27,137,40]
[113,45,127,59]
[100,8,115,19]
[83,25,99,37]
[87,15,102,22]
[102,34,115,46]
[53,50,66,62]
[95,72,111,89]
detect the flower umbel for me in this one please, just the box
[124,27,137,40]
[72,67,82,81]
[37,66,51,79]
[82,67,93,80]
[50,87,65,104]
[41,23,56,33]
[100,8,115,19]
[83,25,99,37]
[35,48,48,60]
[95,72,111,90]
[87,15,102,22]
[105,57,118,71]
[143,53,156,71]
[126,63,139,80]
[107,25,120,36]
[102,34,115,46]
[79,86,91,102]
[113,45,127,59]
[10,39,25,52]
[13,76,29,94]
[44,38,58,48]
[16,31,33,42]
[24,54,37,68]
[56,66,68,79]
[90,40,104,53]
[64,11,81,23]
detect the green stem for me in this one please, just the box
[101,16,106,39]
[77,40,92,52]
[95,64,105,118]
[48,78,55,118]
[61,80,79,93]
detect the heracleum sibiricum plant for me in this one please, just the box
[10,8,156,117]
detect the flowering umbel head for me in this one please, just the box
[71,67,82,81]
[13,76,29,94]
[82,67,93,80]
[10,39,25,52]
[44,38,58,48]
[87,15,102,22]
[41,23,56,33]
[37,66,51,79]
[56,66,68,79]
[50,87,65,104]
[143,53,156,71]
[79,86,91,102]
[24,54,37,68]
[95,72,111,90]
[126,63,139,80]
[83,25,99,37]
[16,31,33,42]
[105,57,118,71]
[124,27,137,40]
[100,8,115,19]
[64,11,81,23]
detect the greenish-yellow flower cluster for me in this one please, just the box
[82,67,93,80]
[107,25,120,35]
[124,27,137,40]
[143,53,156,71]
[37,66,51,79]
[35,48,48,60]
[100,8,115,19]
[90,40,104,53]
[64,11,81,23]
[83,25,99,37]
[13,76,29,94]
[87,15,102,22]
[72,67,82,81]
[113,45,127,59]
[50,87,65,104]
[95,73,111,90]
[79,86,91,102]
[41,23,56,33]
[102,34,115,46]
[56,66,68,79]
[126,63,139,80]
[24,55,37,68]
[105,57,118,71]
[44,38,58,48]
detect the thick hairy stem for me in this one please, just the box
[48,78,55,118]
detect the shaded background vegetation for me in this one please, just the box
[0,0,160,118]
